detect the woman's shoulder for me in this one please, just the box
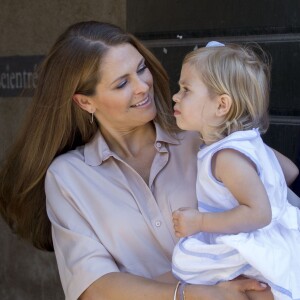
[48,145,85,173]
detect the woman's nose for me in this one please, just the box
[134,77,149,94]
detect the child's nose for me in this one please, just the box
[172,92,180,103]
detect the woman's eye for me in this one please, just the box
[137,65,147,73]
[116,80,127,89]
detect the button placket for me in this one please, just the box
[155,220,161,227]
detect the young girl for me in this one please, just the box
[171,41,300,300]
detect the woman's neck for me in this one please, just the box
[99,122,156,159]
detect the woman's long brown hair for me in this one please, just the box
[0,21,176,251]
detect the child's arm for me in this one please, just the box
[272,148,299,185]
[173,148,272,237]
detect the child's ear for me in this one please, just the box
[73,94,94,113]
[216,94,232,117]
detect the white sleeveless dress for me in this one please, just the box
[172,129,300,300]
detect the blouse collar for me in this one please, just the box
[84,122,180,166]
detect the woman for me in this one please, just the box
[0,21,283,300]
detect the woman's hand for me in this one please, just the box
[186,278,271,300]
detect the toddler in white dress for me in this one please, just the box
[172,41,300,300]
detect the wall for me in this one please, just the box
[127,0,300,161]
[0,1,126,299]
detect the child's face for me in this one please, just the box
[173,63,219,141]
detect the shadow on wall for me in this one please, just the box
[0,217,64,300]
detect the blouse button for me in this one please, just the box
[156,142,162,148]
[155,220,161,227]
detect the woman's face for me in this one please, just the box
[89,43,156,131]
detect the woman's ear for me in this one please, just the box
[73,94,94,113]
[216,94,232,117]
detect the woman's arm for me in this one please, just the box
[79,272,269,300]
[154,272,274,300]
[272,148,299,185]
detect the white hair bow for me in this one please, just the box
[206,41,225,47]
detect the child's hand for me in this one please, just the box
[172,207,203,237]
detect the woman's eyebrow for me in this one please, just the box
[137,58,145,67]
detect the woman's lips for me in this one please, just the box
[130,96,150,108]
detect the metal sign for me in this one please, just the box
[0,56,44,97]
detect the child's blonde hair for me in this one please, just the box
[183,43,271,142]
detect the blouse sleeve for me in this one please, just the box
[45,167,120,300]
